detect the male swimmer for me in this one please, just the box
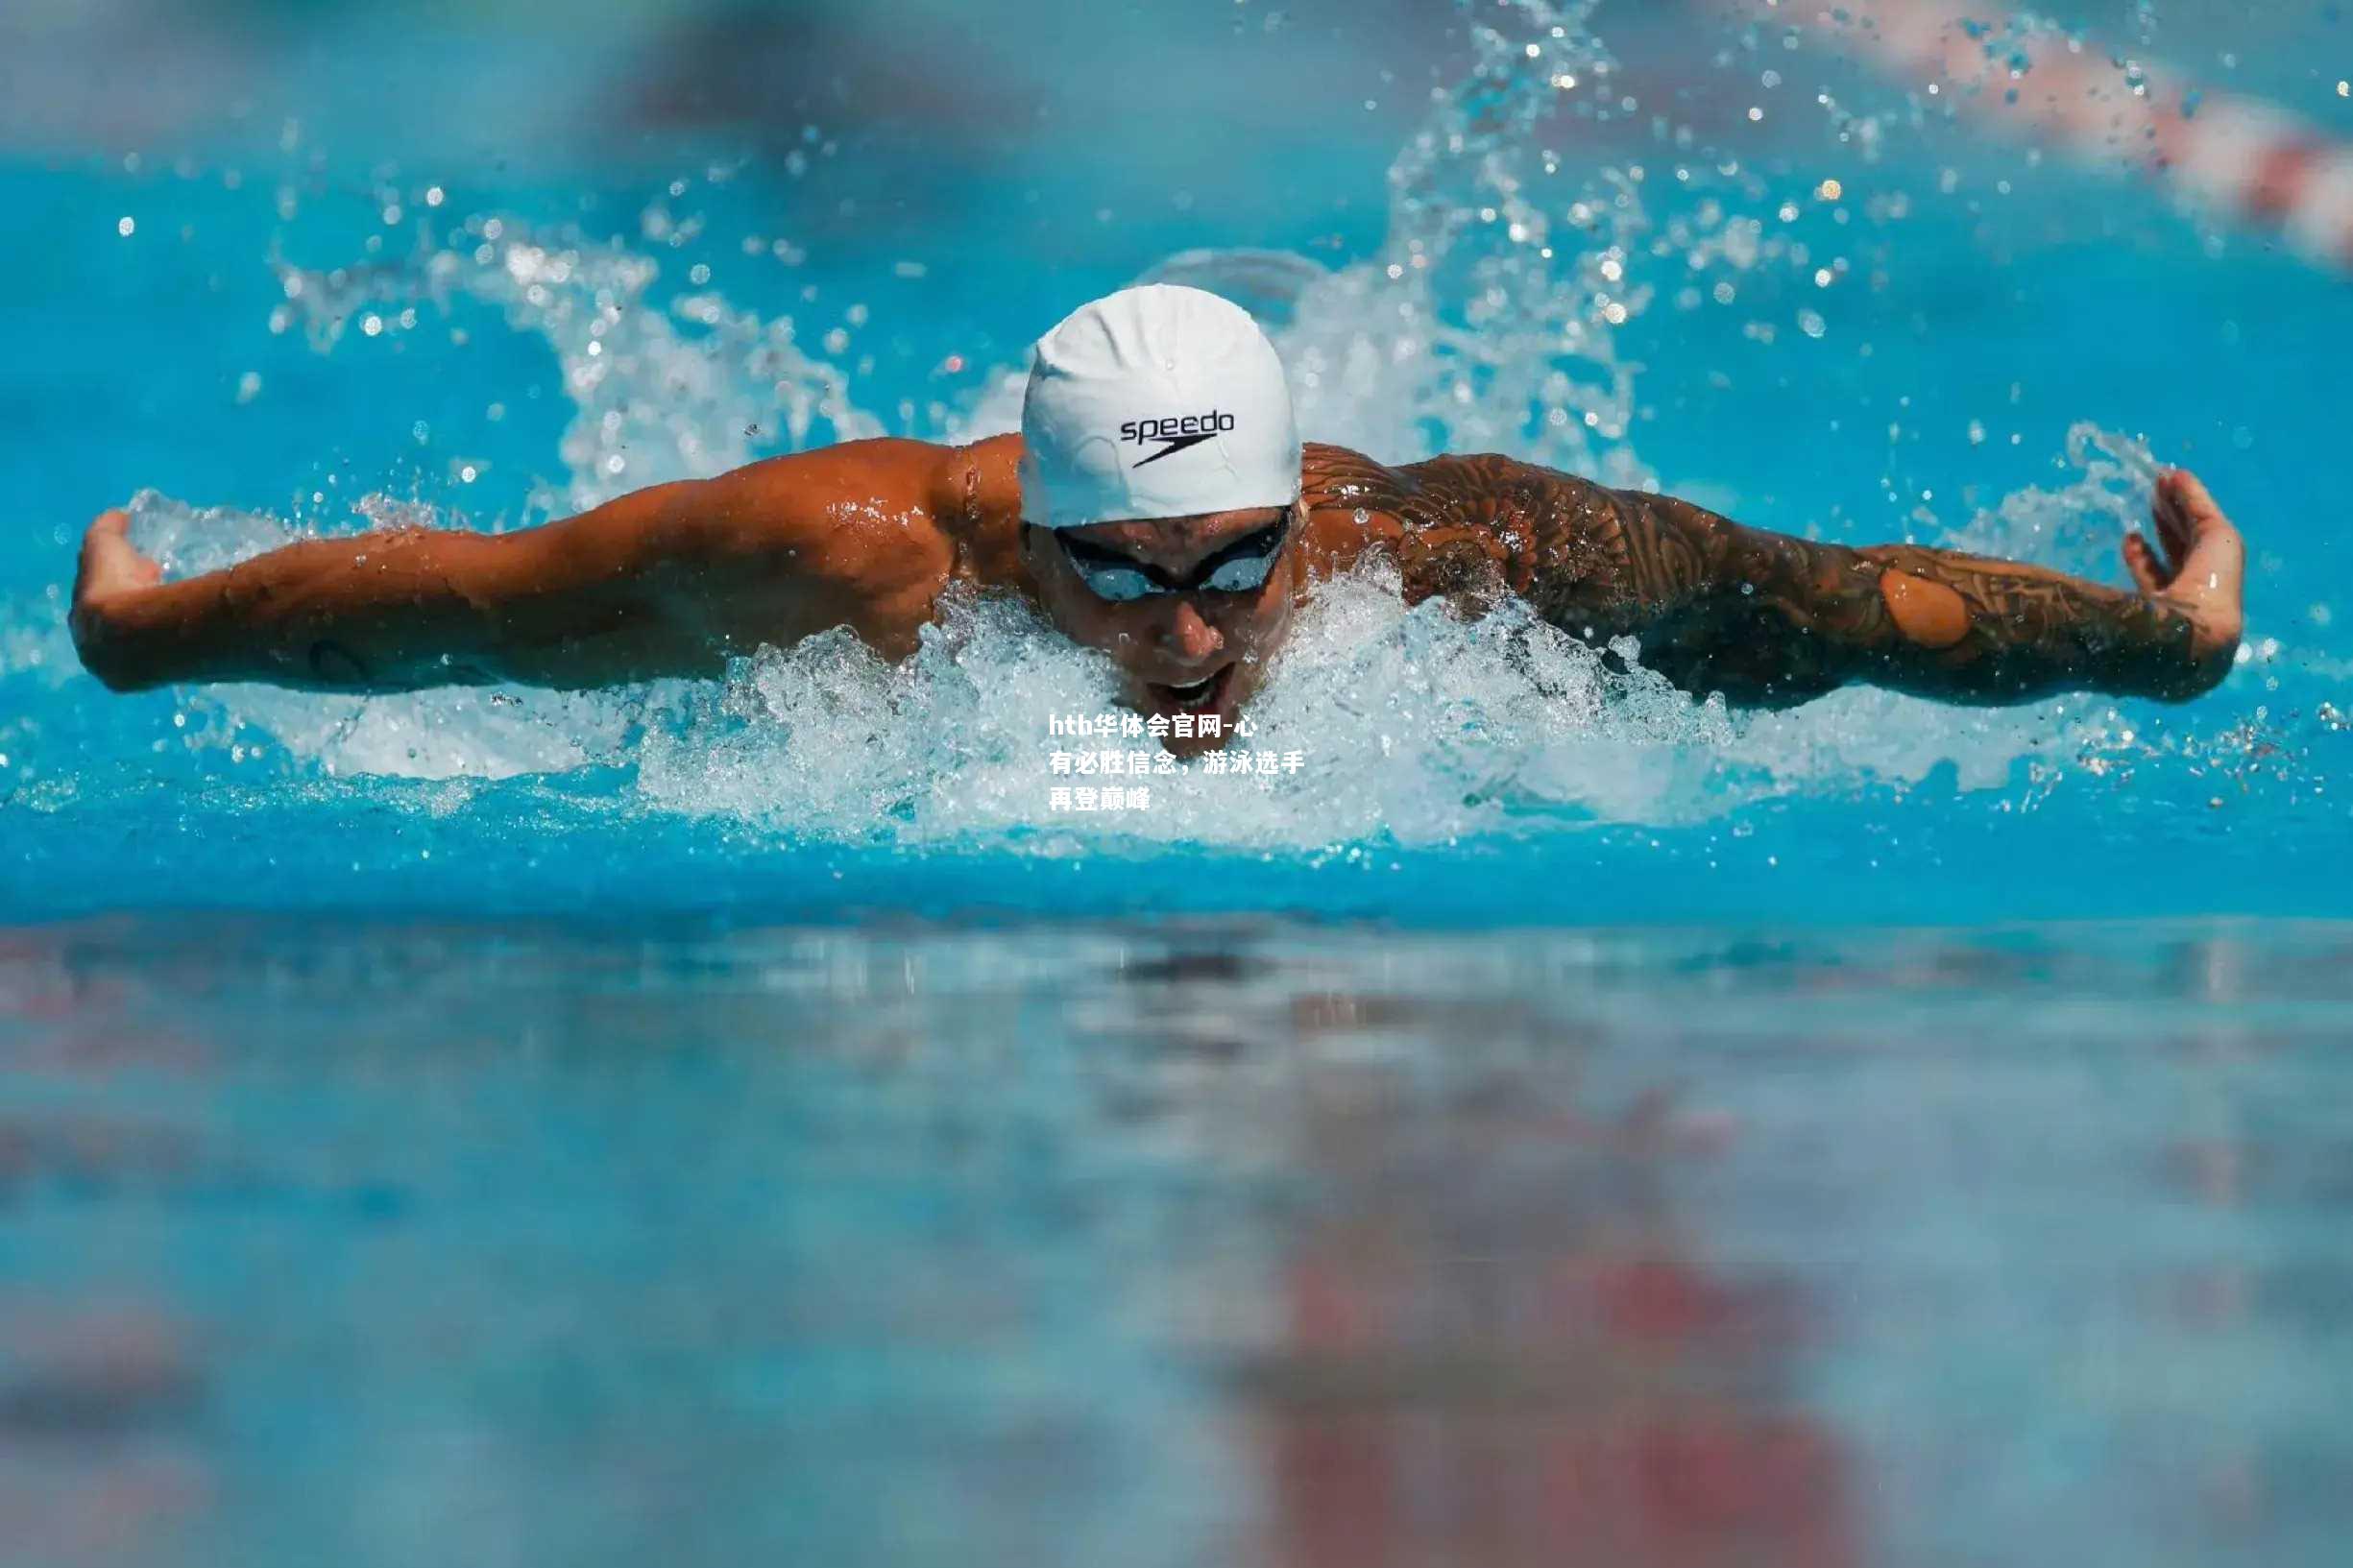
[71,285,2244,754]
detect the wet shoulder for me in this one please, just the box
[1298,443,1409,574]
[937,432,1032,591]
[1298,444,1616,613]
[1301,443,1582,530]
[1299,443,1563,570]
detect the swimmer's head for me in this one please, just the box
[1015,285,1304,749]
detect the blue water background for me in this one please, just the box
[6,3,2353,1565]
[3,0,2351,926]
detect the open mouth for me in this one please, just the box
[1147,663,1233,712]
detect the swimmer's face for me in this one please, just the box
[1020,502,1302,755]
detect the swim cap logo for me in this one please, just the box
[1121,410,1237,468]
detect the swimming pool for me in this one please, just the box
[5,0,2352,1561]
[12,914,2353,1566]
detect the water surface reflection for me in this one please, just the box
[4,918,2349,1566]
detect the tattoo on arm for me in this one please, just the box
[1308,445,2221,708]
[1837,541,2216,704]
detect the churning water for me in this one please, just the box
[5,0,2347,923]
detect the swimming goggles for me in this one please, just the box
[1041,511,1294,604]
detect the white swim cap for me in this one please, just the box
[1019,284,1301,530]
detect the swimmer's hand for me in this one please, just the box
[68,509,164,690]
[2121,469,2244,676]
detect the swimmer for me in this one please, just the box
[69,285,2244,753]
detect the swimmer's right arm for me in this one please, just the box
[69,439,971,692]
[1315,448,2243,708]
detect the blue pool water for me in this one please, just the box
[10,916,2353,1566]
[4,0,2352,1561]
[4,3,2350,926]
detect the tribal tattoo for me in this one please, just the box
[1302,444,2225,708]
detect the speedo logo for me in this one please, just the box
[1120,410,1237,468]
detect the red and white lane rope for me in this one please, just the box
[1757,0,2353,272]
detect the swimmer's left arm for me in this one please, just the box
[1322,449,2243,708]
[1573,470,2244,707]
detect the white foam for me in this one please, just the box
[93,0,2258,838]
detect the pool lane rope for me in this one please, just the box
[1742,0,2353,274]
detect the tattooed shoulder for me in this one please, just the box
[1300,444,1718,633]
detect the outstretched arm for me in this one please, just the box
[1317,449,2243,708]
[70,439,968,693]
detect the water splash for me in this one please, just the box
[46,0,2296,844]
[1273,0,1647,482]
[632,562,1738,848]
[272,217,880,515]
